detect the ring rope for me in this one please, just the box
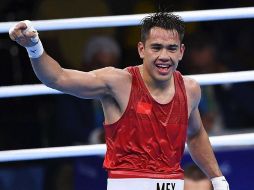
[0,133,253,162]
[1,8,254,163]
[0,70,253,98]
[1,7,254,33]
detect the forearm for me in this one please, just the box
[8,20,120,100]
[30,51,64,88]
[9,20,65,89]
[185,78,229,189]
[187,126,222,178]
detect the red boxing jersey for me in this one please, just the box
[103,66,188,179]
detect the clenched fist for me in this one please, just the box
[9,20,44,58]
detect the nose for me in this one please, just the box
[158,48,170,61]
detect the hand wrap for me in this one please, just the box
[9,20,44,58]
[22,20,44,58]
[211,176,229,190]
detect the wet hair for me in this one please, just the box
[140,12,185,43]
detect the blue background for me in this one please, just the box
[75,147,254,190]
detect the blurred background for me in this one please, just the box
[0,0,254,190]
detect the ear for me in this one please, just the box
[178,43,185,61]
[137,42,145,59]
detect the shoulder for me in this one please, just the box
[183,76,201,108]
[92,66,132,89]
[183,76,201,95]
[92,66,131,81]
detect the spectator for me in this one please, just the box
[183,34,227,134]
[83,36,121,144]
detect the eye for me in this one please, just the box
[151,45,162,51]
[167,45,178,52]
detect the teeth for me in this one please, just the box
[156,64,170,68]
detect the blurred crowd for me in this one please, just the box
[0,0,254,190]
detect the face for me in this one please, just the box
[184,179,212,190]
[138,27,185,83]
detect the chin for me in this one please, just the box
[157,68,174,78]
[154,73,173,82]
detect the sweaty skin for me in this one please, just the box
[9,24,222,179]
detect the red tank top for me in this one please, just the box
[103,66,188,179]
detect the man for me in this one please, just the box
[9,12,229,190]
[184,164,212,190]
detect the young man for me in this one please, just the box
[9,12,229,190]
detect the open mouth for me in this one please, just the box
[155,64,172,73]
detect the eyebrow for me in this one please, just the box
[150,43,179,48]
[168,44,179,48]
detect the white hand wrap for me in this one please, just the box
[22,20,44,58]
[22,20,39,43]
[211,176,229,190]
[26,40,44,59]
[9,20,44,58]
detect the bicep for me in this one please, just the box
[187,107,203,138]
[55,68,111,99]
[185,77,203,138]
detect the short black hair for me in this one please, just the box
[140,12,185,43]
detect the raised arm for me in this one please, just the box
[184,77,230,190]
[9,20,117,99]
[30,52,114,99]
